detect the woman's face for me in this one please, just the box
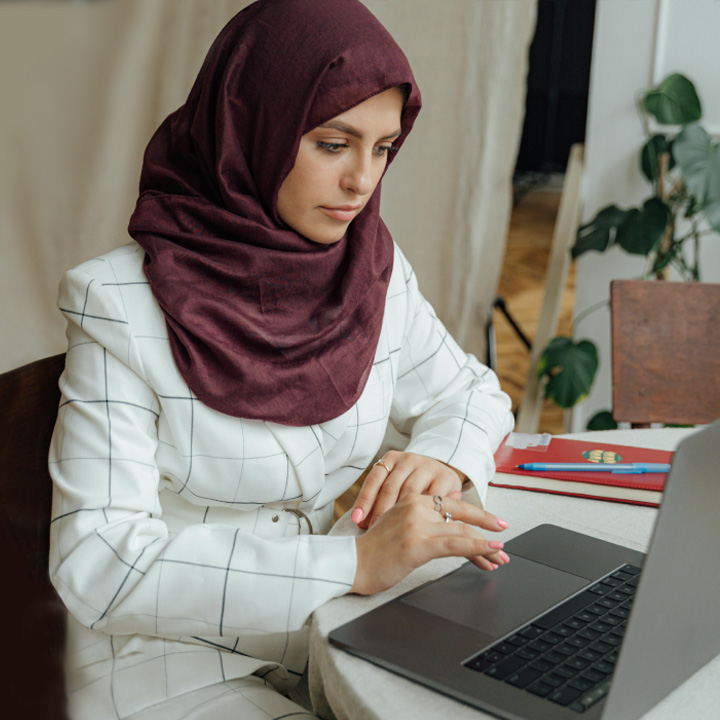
[276,87,404,245]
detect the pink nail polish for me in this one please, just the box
[488,541,504,550]
[497,518,509,529]
[499,551,510,563]
[490,562,499,570]
[351,508,364,524]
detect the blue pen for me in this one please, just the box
[516,462,671,474]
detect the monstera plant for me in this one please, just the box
[537,73,720,429]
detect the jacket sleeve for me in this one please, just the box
[49,264,356,646]
[388,249,514,505]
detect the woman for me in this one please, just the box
[49,0,514,717]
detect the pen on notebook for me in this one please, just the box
[516,462,671,474]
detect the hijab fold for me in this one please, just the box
[128,0,421,425]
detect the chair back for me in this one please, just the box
[611,280,720,426]
[0,353,68,718]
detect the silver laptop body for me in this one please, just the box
[329,421,720,720]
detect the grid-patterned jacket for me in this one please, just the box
[49,241,513,718]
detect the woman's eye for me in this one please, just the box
[375,145,399,156]
[317,141,348,153]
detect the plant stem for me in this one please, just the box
[572,299,610,334]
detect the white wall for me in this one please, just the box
[571,0,720,431]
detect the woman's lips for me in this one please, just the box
[320,205,361,222]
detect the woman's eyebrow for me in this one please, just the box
[318,121,402,141]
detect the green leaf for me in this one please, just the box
[537,337,598,409]
[673,124,720,232]
[641,134,674,183]
[615,197,669,256]
[586,411,618,431]
[643,73,702,125]
[573,206,633,259]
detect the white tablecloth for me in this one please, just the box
[308,428,720,719]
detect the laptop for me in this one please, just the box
[329,421,720,719]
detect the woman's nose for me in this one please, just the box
[340,153,375,196]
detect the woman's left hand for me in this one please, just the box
[351,451,467,529]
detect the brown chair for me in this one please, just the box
[610,280,720,427]
[0,353,69,719]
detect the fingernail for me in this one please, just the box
[488,541,504,550]
[497,518,509,529]
[448,490,462,498]
[499,551,510,563]
[490,562,499,570]
[351,508,364,524]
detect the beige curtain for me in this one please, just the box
[0,0,536,374]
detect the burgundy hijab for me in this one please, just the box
[128,0,421,425]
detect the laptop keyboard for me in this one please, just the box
[464,564,641,713]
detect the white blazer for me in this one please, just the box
[49,241,513,718]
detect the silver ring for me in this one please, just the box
[443,512,452,523]
[433,495,443,513]
[374,459,391,474]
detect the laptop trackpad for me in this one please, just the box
[400,556,589,638]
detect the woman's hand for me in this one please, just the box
[351,451,466,529]
[350,493,510,595]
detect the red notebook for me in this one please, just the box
[491,433,674,507]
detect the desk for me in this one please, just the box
[308,428,720,719]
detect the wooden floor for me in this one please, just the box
[334,183,573,518]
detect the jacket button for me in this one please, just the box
[272,514,279,522]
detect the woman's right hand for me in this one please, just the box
[350,493,510,596]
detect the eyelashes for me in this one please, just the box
[316,141,399,156]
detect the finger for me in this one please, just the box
[423,519,506,558]
[365,465,414,528]
[396,467,436,501]
[351,460,394,525]
[435,496,509,533]
[425,473,463,500]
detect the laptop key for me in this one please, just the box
[506,667,542,688]
[545,650,568,664]
[594,660,615,674]
[555,643,577,657]
[494,642,515,654]
[484,655,526,679]
[520,625,545,639]
[581,668,608,683]
[506,633,530,647]
[569,677,613,712]
[527,681,554,697]
[465,656,492,672]
[529,658,555,673]
[528,639,553,653]
[577,648,603,663]
[554,664,577,679]
[577,628,601,641]
[565,656,590,671]
[588,620,612,633]
[569,676,594,692]
[516,647,539,661]
[533,590,598,630]
[549,686,583,706]
[542,673,566,688]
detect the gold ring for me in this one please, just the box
[374,459,391,474]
